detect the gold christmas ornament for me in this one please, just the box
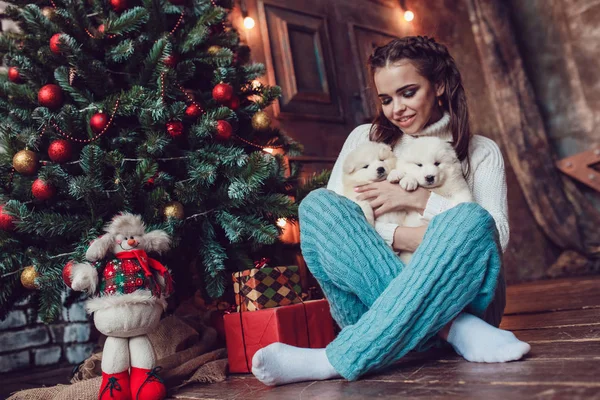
[163,201,184,220]
[207,45,222,55]
[251,111,271,131]
[13,150,39,175]
[21,266,39,290]
[42,7,55,19]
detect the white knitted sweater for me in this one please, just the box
[327,113,509,251]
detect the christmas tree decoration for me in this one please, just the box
[169,0,186,4]
[207,45,222,55]
[227,95,240,111]
[185,104,203,118]
[0,205,15,232]
[62,260,74,288]
[8,67,22,83]
[42,7,55,19]
[251,111,271,131]
[49,33,63,54]
[48,139,73,163]
[12,150,39,175]
[98,24,105,34]
[163,54,178,68]
[215,120,232,140]
[38,84,63,109]
[166,121,184,138]
[163,201,184,219]
[20,266,40,290]
[32,179,56,201]
[109,0,128,12]
[212,83,234,104]
[90,112,109,134]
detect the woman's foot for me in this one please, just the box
[447,313,531,362]
[252,342,340,386]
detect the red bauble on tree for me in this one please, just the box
[0,205,15,232]
[62,260,75,288]
[166,121,184,138]
[109,0,128,12]
[49,33,63,54]
[98,24,105,34]
[163,54,178,68]
[215,120,232,140]
[212,83,233,104]
[8,67,22,83]
[32,179,55,201]
[227,95,240,111]
[38,84,63,109]
[90,112,109,134]
[185,104,203,118]
[48,140,73,163]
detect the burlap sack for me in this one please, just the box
[7,315,228,400]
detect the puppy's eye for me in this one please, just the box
[434,162,440,166]
[416,163,423,167]
[363,165,369,169]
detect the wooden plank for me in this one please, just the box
[501,308,600,331]
[511,325,600,343]
[505,276,600,314]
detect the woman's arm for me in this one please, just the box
[392,226,427,252]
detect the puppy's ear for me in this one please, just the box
[86,234,114,261]
[378,144,394,160]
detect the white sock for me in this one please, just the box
[252,342,340,386]
[447,312,531,363]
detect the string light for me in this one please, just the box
[276,218,287,228]
[404,10,414,22]
[243,16,255,29]
[262,147,274,154]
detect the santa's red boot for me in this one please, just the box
[130,367,167,400]
[99,370,131,400]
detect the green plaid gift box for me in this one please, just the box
[232,266,302,311]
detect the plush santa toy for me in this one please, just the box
[64,213,173,400]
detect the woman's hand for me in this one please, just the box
[355,180,431,218]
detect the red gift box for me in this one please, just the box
[224,299,336,373]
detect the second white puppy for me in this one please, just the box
[388,136,473,263]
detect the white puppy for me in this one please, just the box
[388,136,473,263]
[342,141,400,226]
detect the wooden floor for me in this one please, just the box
[3,276,600,400]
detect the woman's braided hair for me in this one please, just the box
[367,36,471,164]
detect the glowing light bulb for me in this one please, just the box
[243,16,255,29]
[404,10,414,22]
[277,218,287,227]
[263,147,274,154]
[252,79,262,89]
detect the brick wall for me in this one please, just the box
[0,294,95,373]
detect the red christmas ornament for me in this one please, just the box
[215,120,232,140]
[0,205,15,232]
[8,67,21,83]
[49,33,63,54]
[62,260,75,288]
[98,24,105,34]
[212,83,234,104]
[90,112,109,134]
[185,104,203,118]
[166,121,184,138]
[163,54,178,68]
[38,84,63,109]
[48,139,73,163]
[227,95,240,111]
[32,179,55,201]
[109,0,128,12]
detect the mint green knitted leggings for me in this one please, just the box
[299,189,505,380]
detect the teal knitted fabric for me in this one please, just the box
[299,189,503,381]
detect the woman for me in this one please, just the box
[252,36,531,386]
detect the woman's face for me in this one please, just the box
[373,60,443,135]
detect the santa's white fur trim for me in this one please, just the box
[86,290,167,314]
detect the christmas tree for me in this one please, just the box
[0,0,303,322]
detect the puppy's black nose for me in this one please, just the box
[425,175,435,183]
[377,167,385,175]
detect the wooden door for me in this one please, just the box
[238,0,413,175]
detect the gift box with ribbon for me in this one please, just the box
[232,258,303,312]
[224,298,336,373]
